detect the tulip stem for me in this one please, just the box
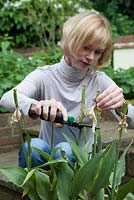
[51,122,54,149]
[93,90,101,155]
[78,85,86,145]
[110,101,128,200]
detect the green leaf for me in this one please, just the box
[70,143,116,199]
[63,134,88,166]
[95,188,105,200]
[121,85,131,94]
[71,152,103,199]
[115,179,134,200]
[33,147,51,161]
[124,193,134,200]
[23,174,41,200]
[57,163,74,200]
[96,127,102,151]
[109,141,132,188]
[35,171,50,200]
[87,143,116,193]
[38,158,67,168]
[22,169,37,186]
[127,78,134,86]
[81,140,92,159]
[122,100,129,115]
[0,166,27,186]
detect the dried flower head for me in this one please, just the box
[84,106,97,132]
[10,107,22,126]
[118,114,128,133]
[118,100,129,133]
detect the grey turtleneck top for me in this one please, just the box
[0,57,134,148]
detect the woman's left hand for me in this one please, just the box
[93,84,125,110]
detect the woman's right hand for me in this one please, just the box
[29,99,68,122]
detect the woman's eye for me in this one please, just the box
[95,51,103,55]
[84,46,104,55]
[84,46,91,51]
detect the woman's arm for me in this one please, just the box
[0,81,38,116]
[0,69,42,116]
[93,84,134,129]
[0,69,68,121]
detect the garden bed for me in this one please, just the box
[0,180,23,200]
[0,110,134,199]
[0,139,134,199]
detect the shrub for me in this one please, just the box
[101,67,134,100]
[0,0,92,48]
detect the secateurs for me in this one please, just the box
[40,108,93,129]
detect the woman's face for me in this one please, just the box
[65,44,105,71]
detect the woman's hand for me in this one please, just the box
[93,84,125,110]
[29,99,68,122]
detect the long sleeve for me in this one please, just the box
[0,69,43,116]
[0,89,37,116]
[96,72,134,129]
[127,104,134,129]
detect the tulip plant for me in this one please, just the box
[0,88,134,200]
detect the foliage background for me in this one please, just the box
[0,0,134,48]
[0,0,91,48]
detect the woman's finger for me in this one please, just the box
[96,85,124,109]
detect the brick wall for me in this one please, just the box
[121,138,134,183]
[0,110,114,153]
[0,113,40,153]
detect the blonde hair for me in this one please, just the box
[61,10,113,67]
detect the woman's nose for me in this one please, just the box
[86,51,95,61]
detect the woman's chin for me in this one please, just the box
[79,63,90,70]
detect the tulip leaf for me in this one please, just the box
[57,163,74,200]
[109,141,132,189]
[0,166,27,186]
[22,169,37,186]
[87,142,116,193]
[23,173,42,200]
[124,193,134,200]
[70,150,104,199]
[115,179,134,200]
[70,143,116,199]
[63,134,88,166]
[81,139,93,159]
[35,171,50,200]
[43,158,67,166]
[33,147,51,161]
[96,188,105,200]
[96,127,102,151]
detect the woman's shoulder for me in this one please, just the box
[92,70,116,90]
[92,70,114,82]
[25,62,59,80]
[88,70,110,81]
[37,62,59,72]
[94,70,109,78]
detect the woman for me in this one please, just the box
[0,10,131,167]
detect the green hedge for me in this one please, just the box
[0,0,133,48]
[0,0,91,48]
[100,67,134,100]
